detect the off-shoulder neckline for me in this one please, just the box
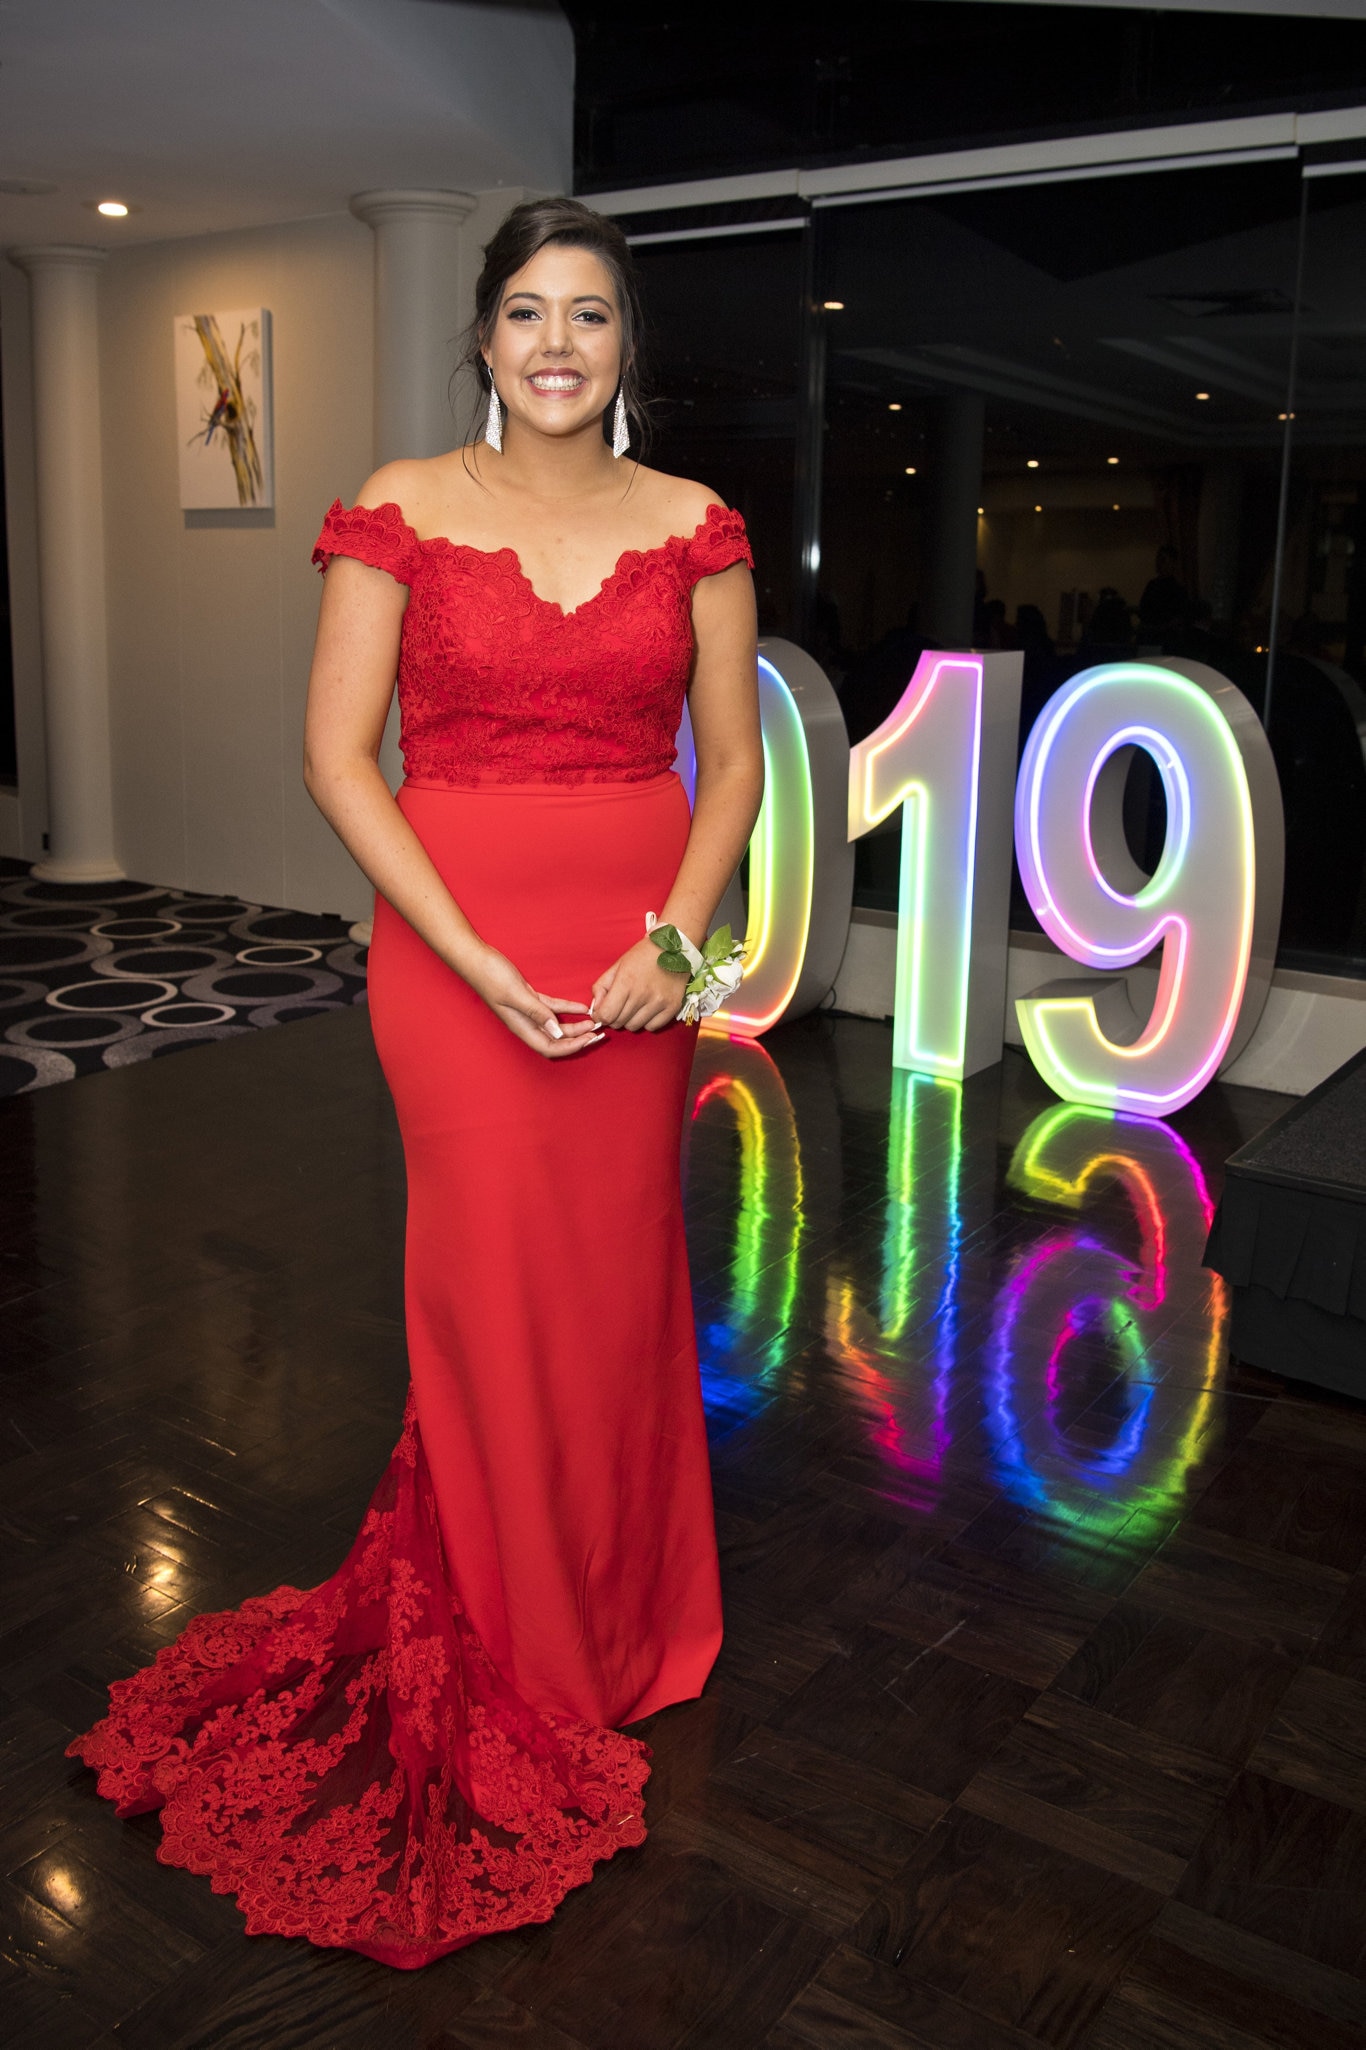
[334,498,740,620]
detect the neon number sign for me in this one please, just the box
[673,640,852,1035]
[676,643,1282,1119]
[1014,658,1283,1115]
[711,642,854,1035]
[849,650,1022,1078]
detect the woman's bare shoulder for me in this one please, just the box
[353,454,478,527]
[630,466,731,535]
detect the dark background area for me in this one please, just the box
[561,1,1366,191]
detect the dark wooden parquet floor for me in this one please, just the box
[4,1006,1366,2049]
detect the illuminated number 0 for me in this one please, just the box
[678,639,853,1036]
[1013,658,1284,1115]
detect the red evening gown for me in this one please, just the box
[67,497,753,1968]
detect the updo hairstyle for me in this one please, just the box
[459,197,650,454]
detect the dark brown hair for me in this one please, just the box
[460,197,650,455]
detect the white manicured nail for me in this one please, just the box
[545,1020,564,1040]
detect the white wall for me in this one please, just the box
[96,212,377,918]
[4,185,547,917]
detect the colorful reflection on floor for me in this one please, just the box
[685,1022,1235,1544]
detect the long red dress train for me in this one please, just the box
[68,496,753,1967]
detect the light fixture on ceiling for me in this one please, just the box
[888,402,902,412]
[1034,503,1042,513]
[822,300,844,311]
[1113,503,1121,511]
[1195,391,1211,401]
[977,506,984,516]
[83,198,140,216]
[1278,411,1295,422]
[904,465,917,475]
[1026,458,1040,469]
[1107,456,1119,466]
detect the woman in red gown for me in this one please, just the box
[68,200,762,1966]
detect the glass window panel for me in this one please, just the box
[814,159,1304,926]
[1270,170,1366,978]
[632,229,803,637]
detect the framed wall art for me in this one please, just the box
[174,307,273,509]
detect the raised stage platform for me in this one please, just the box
[1206,1043,1366,1397]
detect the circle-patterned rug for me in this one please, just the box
[0,859,369,1096]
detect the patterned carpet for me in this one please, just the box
[0,858,369,1096]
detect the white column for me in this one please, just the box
[10,245,123,881]
[346,191,476,942]
[349,189,478,464]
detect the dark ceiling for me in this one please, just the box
[559,2,1366,191]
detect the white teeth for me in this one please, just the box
[531,375,582,389]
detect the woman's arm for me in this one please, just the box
[591,558,763,1030]
[303,532,597,1059]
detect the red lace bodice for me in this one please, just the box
[312,499,754,787]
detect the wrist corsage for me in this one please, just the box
[646,913,746,1024]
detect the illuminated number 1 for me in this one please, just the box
[848,651,1022,1078]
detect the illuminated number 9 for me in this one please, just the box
[1013,658,1284,1116]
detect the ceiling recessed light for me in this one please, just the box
[904,465,918,475]
[1113,503,1120,511]
[888,402,902,412]
[1107,456,1119,466]
[822,300,845,311]
[1278,411,1295,422]
[96,200,129,216]
[1195,391,1211,401]
[977,506,984,516]
[1026,458,1040,469]
[1034,503,1042,513]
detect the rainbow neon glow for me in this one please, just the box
[1013,660,1282,1115]
[686,1034,805,1425]
[822,1072,963,1503]
[848,651,1019,1080]
[709,655,815,1034]
[985,1103,1226,1542]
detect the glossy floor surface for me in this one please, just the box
[4,1008,1366,2048]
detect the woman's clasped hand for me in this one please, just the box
[464,943,601,1057]
[464,932,692,1056]
[590,931,692,1033]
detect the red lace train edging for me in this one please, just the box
[66,1400,650,1969]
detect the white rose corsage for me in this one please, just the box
[646,913,746,1024]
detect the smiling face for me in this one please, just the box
[482,242,624,448]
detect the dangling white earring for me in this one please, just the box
[484,379,503,453]
[612,388,630,460]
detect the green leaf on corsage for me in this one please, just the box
[657,951,692,976]
[649,923,685,955]
[703,925,735,962]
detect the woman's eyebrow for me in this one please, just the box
[503,291,613,309]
